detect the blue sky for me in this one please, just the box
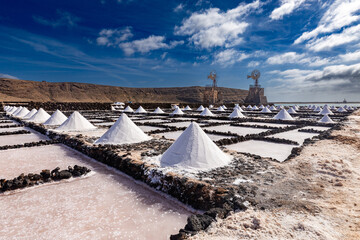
[1,0,360,101]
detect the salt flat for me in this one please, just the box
[204,125,267,136]
[270,129,318,144]
[154,131,232,141]
[225,140,295,162]
[0,132,49,146]
[0,144,190,240]
[138,125,165,132]
[244,122,293,128]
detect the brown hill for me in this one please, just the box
[0,78,248,103]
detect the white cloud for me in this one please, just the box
[33,10,80,28]
[174,0,261,49]
[247,61,260,67]
[0,73,18,79]
[339,50,360,62]
[295,0,360,44]
[213,49,249,66]
[266,52,331,66]
[306,24,360,52]
[119,36,183,55]
[96,27,133,46]
[174,3,185,13]
[270,0,307,20]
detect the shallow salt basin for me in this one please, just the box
[94,122,114,126]
[154,131,231,141]
[203,125,267,136]
[0,132,49,146]
[270,129,319,144]
[138,125,165,132]
[302,126,331,131]
[225,140,296,162]
[0,120,17,126]
[163,121,207,128]
[134,119,170,123]
[0,126,28,133]
[0,144,190,239]
[244,122,293,128]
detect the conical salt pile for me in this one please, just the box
[261,107,271,113]
[246,105,253,110]
[251,106,259,111]
[23,109,37,119]
[184,106,192,111]
[259,105,264,109]
[135,106,147,113]
[235,106,244,112]
[123,106,134,113]
[15,107,30,118]
[234,104,239,109]
[171,107,184,116]
[228,109,245,118]
[197,105,205,111]
[222,105,227,110]
[11,106,23,116]
[200,107,214,116]
[216,106,225,112]
[95,113,151,145]
[44,110,68,125]
[337,107,347,112]
[209,105,214,109]
[56,111,96,131]
[319,107,333,115]
[314,106,322,112]
[287,107,297,114]
[153,107,165,114]
[273,109,294,120]
[160,122,231,170]
[27,108,51,123]
[269,106,277,111]
[318,114,334,123]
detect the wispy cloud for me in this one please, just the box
[270,0,307,20]
[174,3,185,13]
[266,51,332,66]
[96,27,133,46]
[213,49,249,66]
[33,10,80,28]
[120,36,183,55]
[175,0,262,49]
[0,73,18,79]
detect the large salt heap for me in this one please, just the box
[197,105,205,111]
[184,106,192,111]
[200,108,214,116]
[14,107,30,118]
[273,109,294,120]
[123,106,134,113]
[44,110,68,125]
[170,107,184,116]
[23,109,37,119]
[287,107,297,114]
[160,122,231,170]
[11,106,23,116]
[319,107,333,115]
[318,114,334,123]
[228,109,245,118]
[27,108,51,123]
[135,106,147,113]
[261,107,271,113]
[95,113,151,145]
[56,111,96,131]
[153,107,165,114]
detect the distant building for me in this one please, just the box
[244,70,268,105]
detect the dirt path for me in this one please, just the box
[191,111,360,240]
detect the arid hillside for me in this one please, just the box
[0,78,248,103]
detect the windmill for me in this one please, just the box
[247,69,261,88]
[203,70,221,104]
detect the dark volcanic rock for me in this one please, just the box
[58,170,72,179]
[184,214,214,232]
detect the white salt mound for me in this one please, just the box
[27,108,51,123]
[228,109,245,118]
[318,114,334,123]
[261,107,271,113]
[337,107,347,112]
[184,106,192,111]
[171,107,184,115]
[200,108,214,116]
[270,106,277,111]
[11,106,23,116]
[251,106,259,110]
[14,107,30,118]
[273,109,294,120]
[135,106,147,113]
[160,122,231,170]
[44,110,68,125]
[95,113,151,145]
[287,107,297,114]
[56,111,96,131]
[197,105,205,111]
[319,107,333,115]
[123,106,134,113]
[153,107,165,114]
[23,109,37,119]
[216,106,225,112]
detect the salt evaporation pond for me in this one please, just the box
[0,131,49,146]
[0,144,190,239]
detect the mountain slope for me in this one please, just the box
[0,78,248,103]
